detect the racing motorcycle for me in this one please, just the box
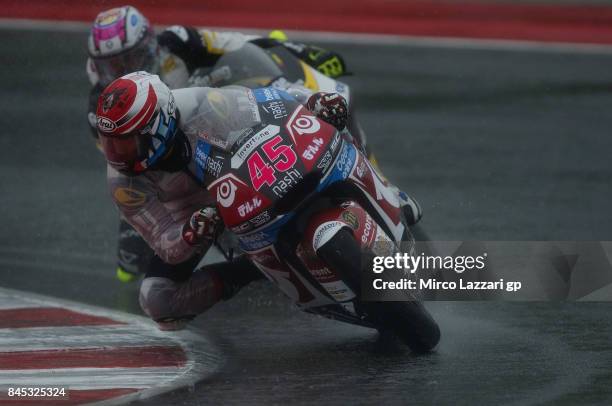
[194,85,440,352]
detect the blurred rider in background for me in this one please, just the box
[85,5,351,282]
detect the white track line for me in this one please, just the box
[2,17,612,55]
[0,367,185,390]
[0,326,176,351]
[0,296,41,309]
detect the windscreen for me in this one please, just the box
[188,42,284,88]
[177,86,262,151]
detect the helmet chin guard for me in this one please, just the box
[96,72,179,173]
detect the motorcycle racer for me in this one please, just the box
[95,72,349,330]
[85,5,350,281]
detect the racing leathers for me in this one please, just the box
[87,27,347,277]
[108,85,338,329]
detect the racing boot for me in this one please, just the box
[209,257,266,300]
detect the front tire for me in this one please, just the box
[317,228,440,353]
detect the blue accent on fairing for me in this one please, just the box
[253,87,295,103]
[316,141,357,192]
[194,140,212,182]
[238,213,294,252]
[130,14,138,26]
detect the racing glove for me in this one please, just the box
[306,92,349,131]
[182,207,222,246]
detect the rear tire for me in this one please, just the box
[317,228,440,353]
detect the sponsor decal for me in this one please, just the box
[234,127,255,148]
[195,140,223,179]
[253,87,291,103]
[102,87,126,113]
[301,137,324,161]
[198,131,228,149]
[286,107,321,137]
[336,143,355,179]
[97,116,117,133]
[205,155,223,178]
[217,179,237,208]
[261,100,288,120]
[342,211,360,230]
[361,215,374,245]
[311,267,333,278]
[113,187,147,208]
[291,115,321,135]
[231,125,279,169]
[355,158,367,178]
[249,210,271,228]
[96,9,122,26]
[329,132,341,152]
[335,83,346,93]
[194,140,211,181]
[238,196,262,217]
[239,231,273,252]
[231,222,252,234]
[321,280,356,302]
[312,221,344,250]
[167,92,176,116]
[271,168,303,198]
[316,150,333,172]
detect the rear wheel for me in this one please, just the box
[317,228,440,353]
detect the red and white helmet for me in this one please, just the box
[96,72,179,173]
[87,6,158,86]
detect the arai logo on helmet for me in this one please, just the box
[97,117,117,133]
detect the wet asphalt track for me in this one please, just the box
[1,29,612,405]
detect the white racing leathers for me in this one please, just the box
[107,85,311,329]
[106,86,268,264]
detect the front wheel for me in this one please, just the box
[317,228,440,353]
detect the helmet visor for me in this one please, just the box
[99,131,151,172]
[94,29,158,86]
